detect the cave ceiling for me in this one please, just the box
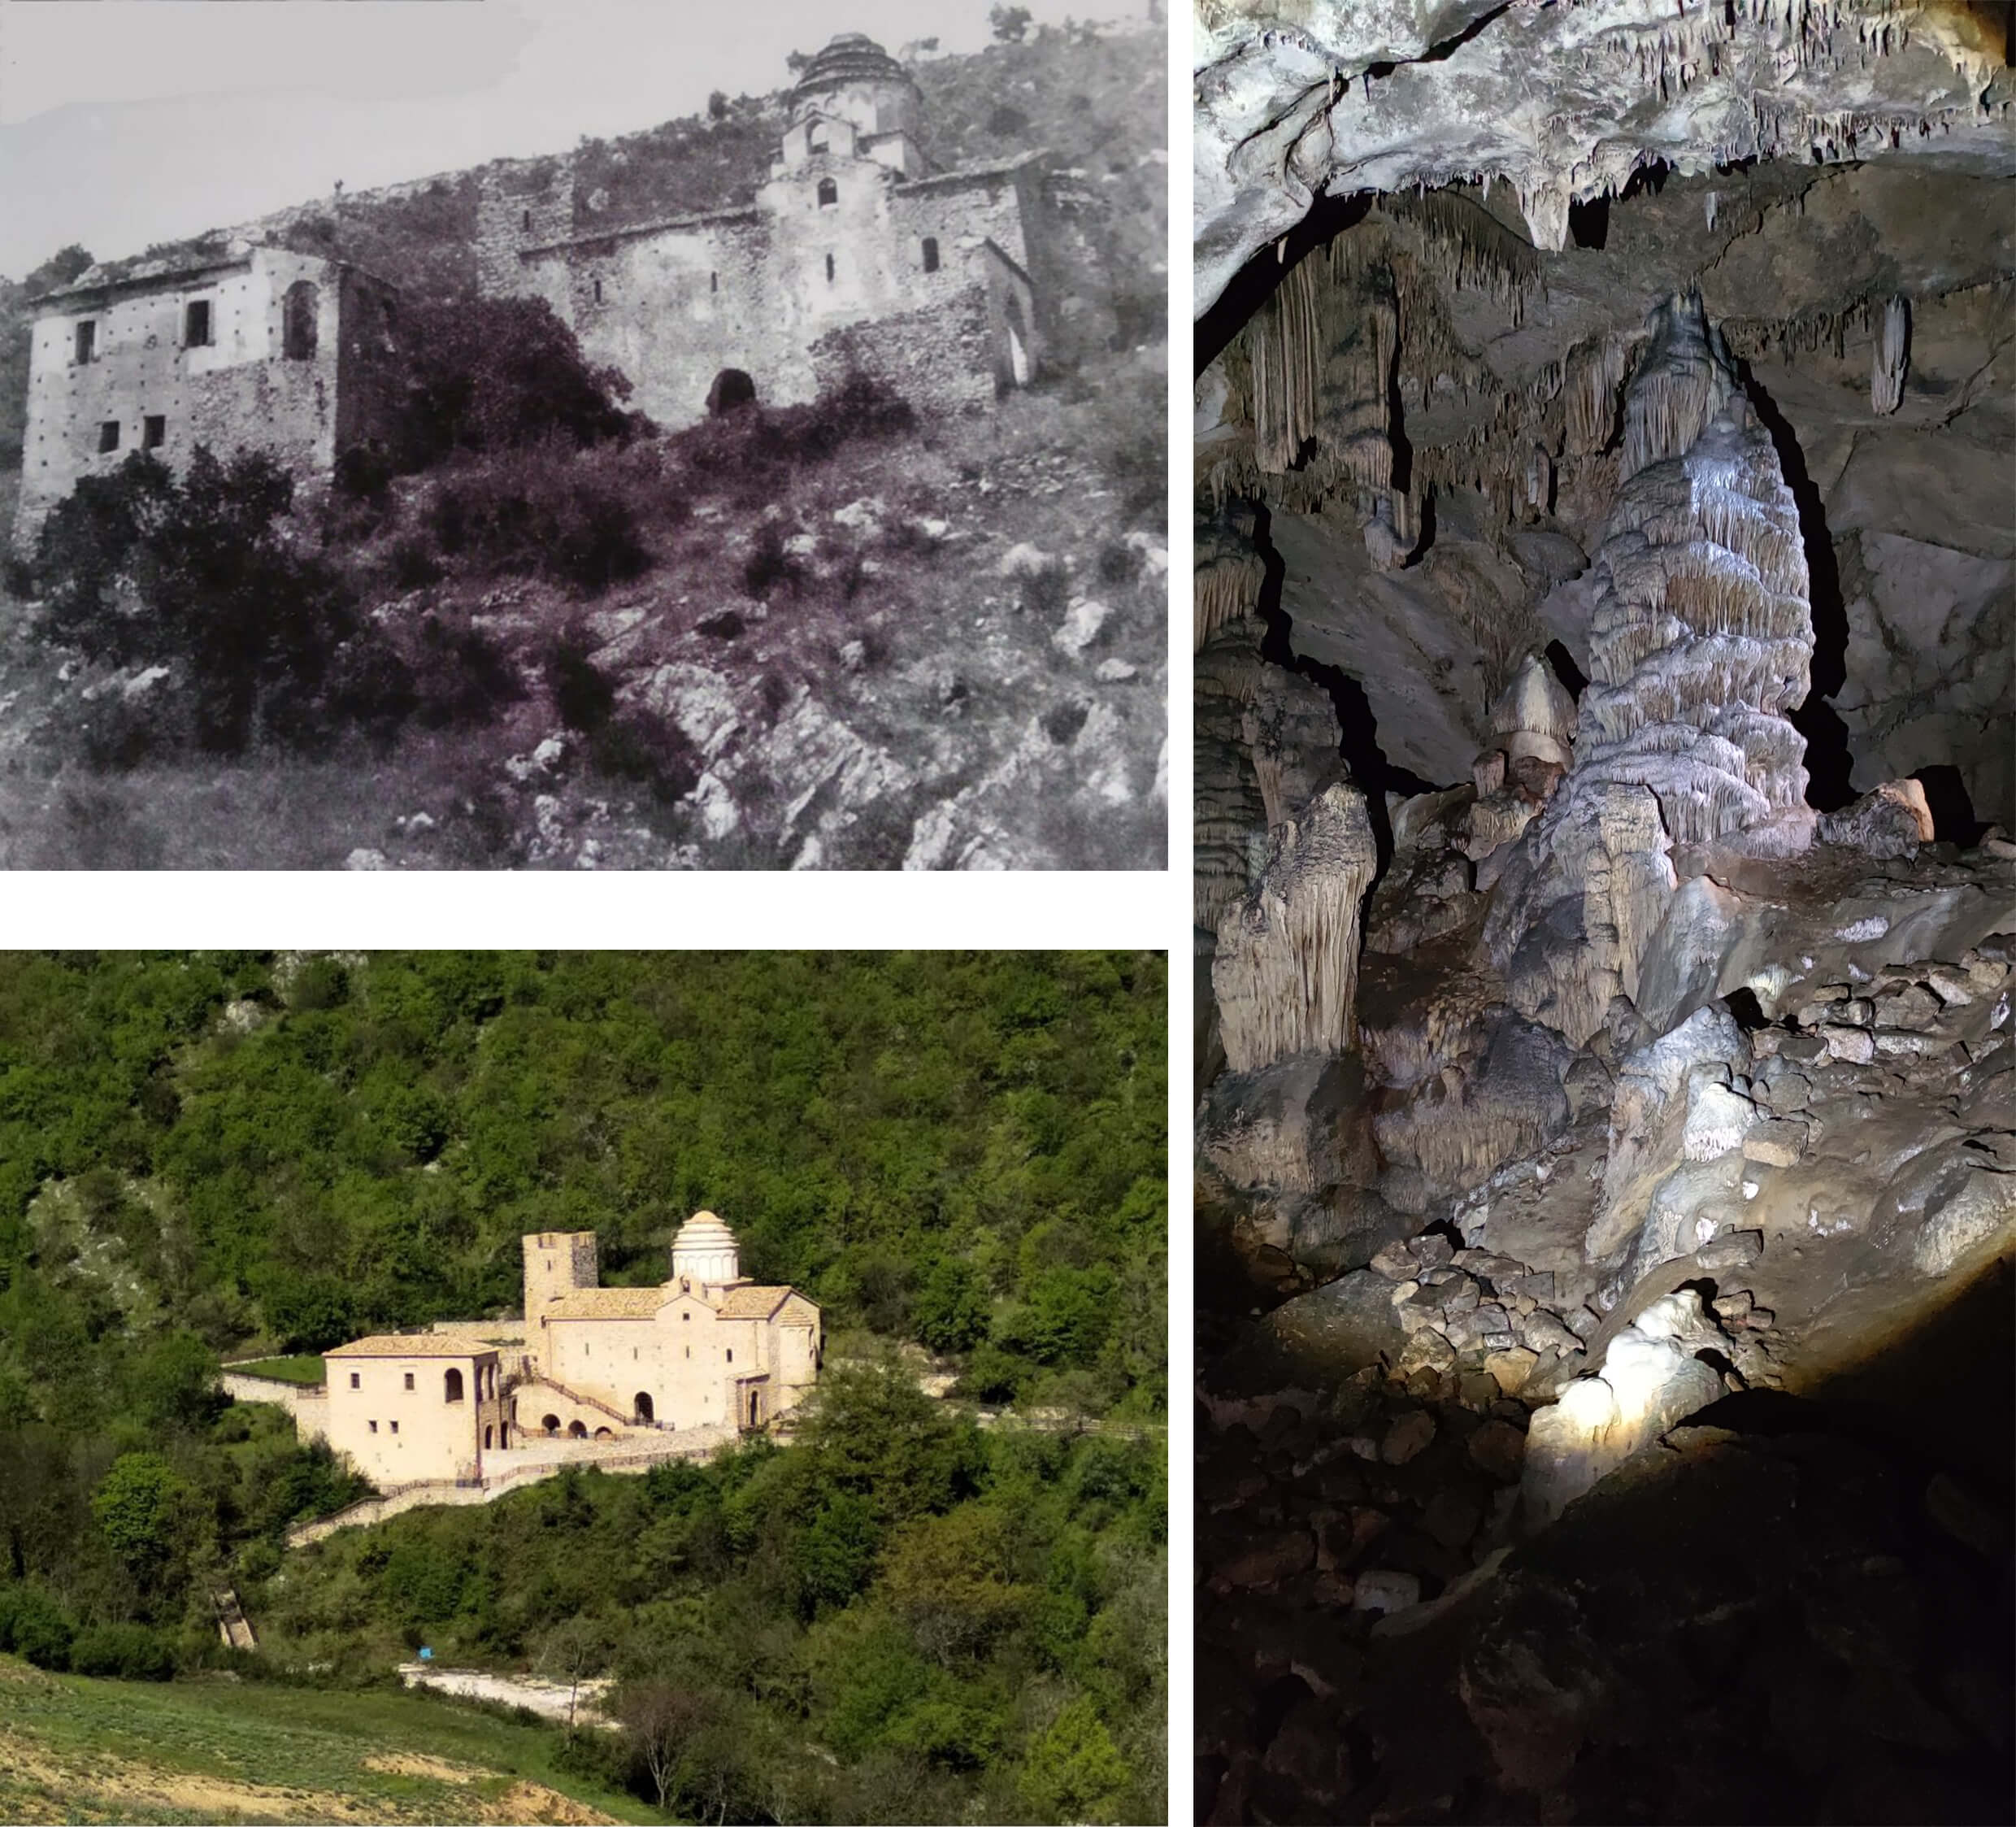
[1195,7,2015,835]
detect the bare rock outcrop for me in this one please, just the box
[1214,781,1379,1072]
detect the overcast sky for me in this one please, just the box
[0,0,1154,281]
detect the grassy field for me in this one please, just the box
[225,1357,327,1386]
[0,1655,657,1825]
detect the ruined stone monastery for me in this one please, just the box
[11,33,1045,548]
[306,1211,820,1490]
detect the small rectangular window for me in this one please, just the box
[824,253,835,284]
[922,237,940,274]
[390,1420,399,1435]
[403,1372,415,1390]
[726,1348,733,1364]
[98,421,119,454]
[143,415,165,450]
[75,321,95,363]
[593,278,602,304]
[184,300,211,347]
[368,1420,378,1434]
[710,272,719,294]
[349,1372,360,1390]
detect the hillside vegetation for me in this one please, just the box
[0,951,1166,1823]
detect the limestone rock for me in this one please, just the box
[1522,1290,1731,1526]
[1819,779,1936,860]
[1214,783,1379,1072]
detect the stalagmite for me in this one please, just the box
[1871,293,1910,414]
[1485,292,1814,1043]
[1214,782,1379,1072]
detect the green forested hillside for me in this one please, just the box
[0,951,1166,1823]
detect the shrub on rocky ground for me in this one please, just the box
[427,445,650,594]
[26,448,418,756]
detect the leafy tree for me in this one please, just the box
[791,1490,879,1618]
[402,296,637,463]
[1019,1698,1132,1824]
[913,1259,989,1355]
[91,1452,189,1577]
[707,90,730,121]
[990,4,1033,42]
[797,1365,984,1526]
[880,1503,1030,1665]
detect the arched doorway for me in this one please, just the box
[593,1427,613,1439]
[747,1390,762,1429]
[282,281,319,360]
[541,1414,561,1435]
[633,1392,654,1425]
[707,368,755,416]
[567,1420,588,1439]
[484,1425,493,1449]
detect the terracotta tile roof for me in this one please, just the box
[715,1285,808,1320]
[325,1334,497,1359]
[546,1287,670,1320]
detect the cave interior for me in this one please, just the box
[1193,4,2014,1820]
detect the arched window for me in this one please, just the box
[816,177,838,208]
[634,1392,654,1425]
[281,281,319,360]
[541,1413,561,1435]
[444,1368,465,1403]
[922,237,940,275]
[567,1420,588,1438]
[483,1425,494,1449]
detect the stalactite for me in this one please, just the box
[1872,293,1910,413]
[1193,543,1267,652]
[1620,291,1736,481]
[1214,783,1379,1072]
[1566,334,1638,454]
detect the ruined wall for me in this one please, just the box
[475,164,577,298]
[810,286,998,414]
[535,212,783,428]
[14,249,400,546]
[484,149,1041,430]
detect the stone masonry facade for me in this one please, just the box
[12,246,403,549]
[475,33,1045,428]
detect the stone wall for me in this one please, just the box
[218,1372,328,1440]
[475,164,576,298]
[810,286,999,415]
[483,150,1046,431]
[13,248,402,548]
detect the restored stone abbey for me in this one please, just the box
[476,32,1045,428]
[302,1211,819,1490]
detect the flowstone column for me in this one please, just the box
[1486,291,1816,1044]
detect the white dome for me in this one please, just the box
[671,1211,740,1286]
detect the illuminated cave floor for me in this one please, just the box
[1194,1236,2014,1825]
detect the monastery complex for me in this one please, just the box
[11,33,1049,547]
[284,1212,820,1492]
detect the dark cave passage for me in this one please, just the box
[1732,359,1857,812]
[1249,500,1441,876]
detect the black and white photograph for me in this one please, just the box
[0,1,1168,870]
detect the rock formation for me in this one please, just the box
[1214,781,1379,1073]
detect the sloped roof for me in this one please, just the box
[325,1334,496,1359]
[715,1285,812,1320]
[546,1287,670,1320]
